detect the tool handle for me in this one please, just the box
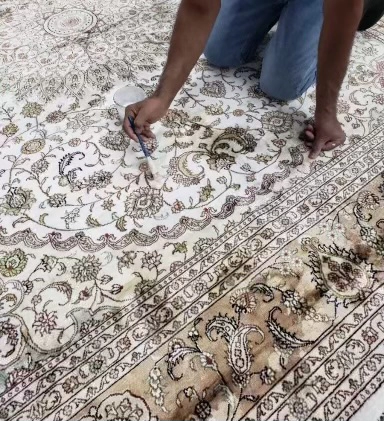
[128,116,151,158]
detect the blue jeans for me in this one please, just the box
[204,0,324,101]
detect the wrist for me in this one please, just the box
[315,86,339,122]
[152,76,180,107]
[151,89,174,108]
[315,106,338,124]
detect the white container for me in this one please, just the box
[113,85,147,122]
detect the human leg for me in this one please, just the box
[260,0,324,101]
[204,0,285,68]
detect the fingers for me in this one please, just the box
[123,107,156,142]
[301,127,315,149]
[308,139,324,160]
[321,138,345,151]
[141,123,155,138]
[124,105,150,140]
[301,121,346,159]
[139,133,156,144]
[308,137,345,158]
[299,124,315,142]
[123,117,138,141]
[306,124,315,133]
[305,130,315,141]
[140,127,156,140]
[133,110,148,135]
[123,106,137,140]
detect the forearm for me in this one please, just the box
[154,0,220,105]
[316,0,363,119]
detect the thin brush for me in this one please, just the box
[128,116,154,180]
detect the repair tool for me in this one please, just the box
[128,116,154,180]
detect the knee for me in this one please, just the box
[259,69,315,101]
[260,73,301,101]
[204,41,243,68]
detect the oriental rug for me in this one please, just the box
[0,1,384,420]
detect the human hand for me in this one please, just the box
[302,117,346,159]
[123,96,170,141]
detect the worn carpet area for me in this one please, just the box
[0,1,384,420]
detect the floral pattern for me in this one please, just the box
[0,1,383,421]
[0,249,28,277]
